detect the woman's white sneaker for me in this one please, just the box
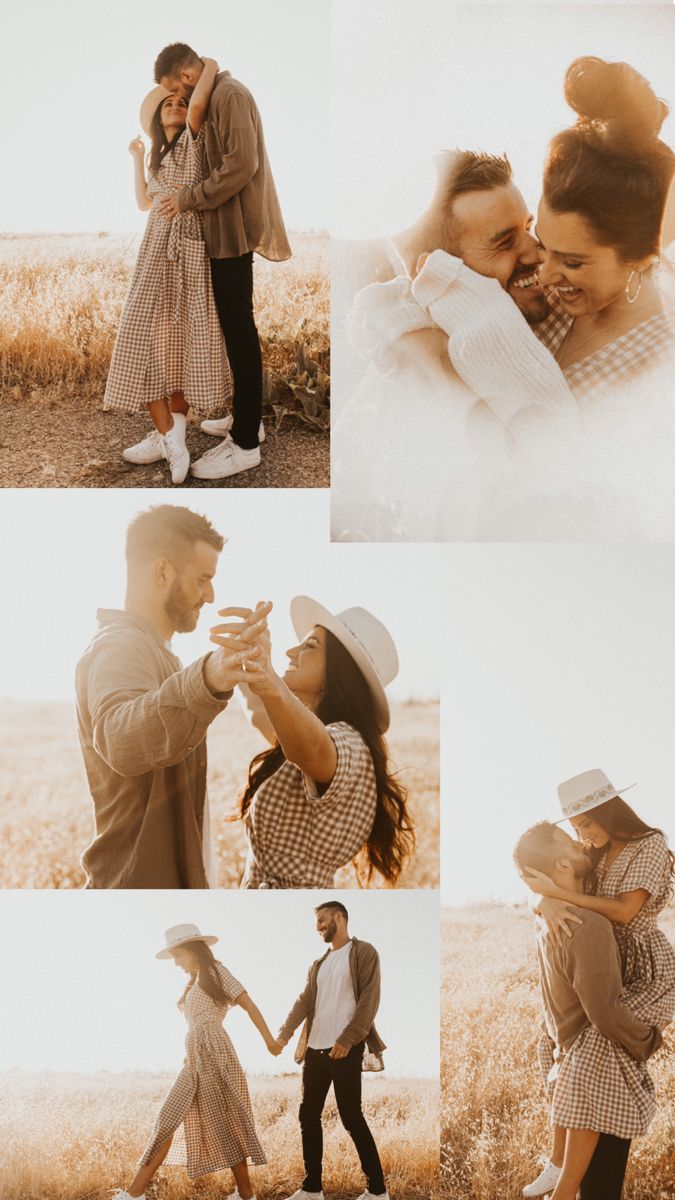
[190,435,260,480]
[122,429,165,465]
[200,416,265,443]
[111,1190,145,1199]
[160,414,190,484]
[523,1158,563,1196]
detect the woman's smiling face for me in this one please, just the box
[160,93,187,134]
[283,625,328,706]
[536,198,638,317]
[569,810,611,850]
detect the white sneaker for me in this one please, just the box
[356,1192,390,1200]
[122,428,165,465]
[284,1191,324,1200]
[200,415,265,443]
[523,1158,563,1197]
[160,414,190,484]
[111,1190,145,1199]
[190,434,261,480]
[224,1192,257,1200]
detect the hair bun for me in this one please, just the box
[565,56,668,149]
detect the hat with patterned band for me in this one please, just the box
[156,923,218,959]
[290,596,399,733]
[139,84,173,137]
[555,768,636,824]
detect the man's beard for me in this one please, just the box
[164,577,201,633]
[321,919,337,942]
[507,267,551,325]
[573,853,595,880]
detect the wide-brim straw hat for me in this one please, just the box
[156,923,218,959]
[290,595,398,733]
[555,768,636,824]
[140,84,173,137]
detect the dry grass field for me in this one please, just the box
[0,698,439,889]
[440,906,675,1200]
[0,1070,439,1200]
[0,232,328,488]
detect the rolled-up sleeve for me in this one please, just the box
[179,91,259,212]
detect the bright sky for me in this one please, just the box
[0,889,439,1077]
[4,0,328,233]
[332,3,675,239]
[0,489,441,703]
[440,544,675,905]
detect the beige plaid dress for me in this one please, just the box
[549,832,674,1138]
[140,962,266,1178]
[103,126,233,415]
[241,722,377,888]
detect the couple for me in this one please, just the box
[75,504,415,889]
[104,43,291,484]
[514,769,675,1200]
[333,56,675,541]
[113,902,389,1200]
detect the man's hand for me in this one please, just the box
[210,602,277,697]
[329,1042,350,1060]
[266,1036,286,1056]
[158,189,182,219]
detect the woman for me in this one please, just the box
[536,56,675,401]
[211,597,415,888]
[522,771,675,1200]
[114,924,276,1200]
[104,59,233,484]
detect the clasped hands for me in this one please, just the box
[204,600,277,696]
[265,1037,348,1059]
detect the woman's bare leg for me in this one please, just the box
[551,1129,600,1200]
[169,389,189,415]
[126,1134,173,1197]
[231,1159,255,1199]
[147,398,174,433]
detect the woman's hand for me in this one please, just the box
[128,135,145,159]
[539,896,583,948]
[266,1036,284,1056]
[211,602,279,699]
[522,867,564,900]
[201,56,220,73]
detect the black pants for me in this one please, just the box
[579,1134,631,1200]
[209,252,262,450]
[299,1043,386,1195]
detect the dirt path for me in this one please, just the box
[0,392,329,488]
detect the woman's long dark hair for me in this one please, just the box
[177,941,228,1007]
[148,99,185,175]
[238,628,415,886]
[586,795,674,875]
[544,57,675,260]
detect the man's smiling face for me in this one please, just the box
[452,183,550,324]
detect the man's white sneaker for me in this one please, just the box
[200,415,266,443]
[284,1191,324,1200]
[122,429,165,465]
[190,435,261,480]
[160,414,190,485]
[356,1192,390,1200]
[523,1159,563,1197]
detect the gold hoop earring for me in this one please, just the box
[625,270,642,305]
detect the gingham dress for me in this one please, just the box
[140,962,266,1178]
[241,722,377,889]
[535,299,674,402]
[103,126,233,415]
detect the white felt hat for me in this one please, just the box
[156,923,218,959]
[140,84,173,136]
[556,768,636,823]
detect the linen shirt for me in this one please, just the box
[177,71,291,262]
[76,609,231,889]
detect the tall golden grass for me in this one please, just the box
[0,232,328,419]
[0,698,439,889]
[441,906,675,1200]
[0,1071,438,1200]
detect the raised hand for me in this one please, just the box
[203,603,272,695]
[128,135,145,158]
[210,602,277,698]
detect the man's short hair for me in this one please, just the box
[513,821,563,879]
[126,505,224,572]
[315,900,349,921]
[154,43,202,84]
[438,150,513,253]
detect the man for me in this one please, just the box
[75,504,268,888]
[513,821,662,1200]
[154,43,291,481]
[274,901,389,1200]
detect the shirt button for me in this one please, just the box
[199,759,206,768]
[186,746,194,753]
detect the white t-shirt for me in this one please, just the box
[308,941,356,1049]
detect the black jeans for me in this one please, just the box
[209,252,262,450]
[580,1134,631,1200]
[299,1043,386,1195]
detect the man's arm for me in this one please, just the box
[335,944,381,1049]
[566,924,662,1062]
[277,971,312,1044]
[87,642,230,778]
[179,89,259,213]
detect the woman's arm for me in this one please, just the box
[187,57,219,135]
[524,867,650,926]
[235,991,282,1054]
[129,137,152,211]
[210,607,338,784]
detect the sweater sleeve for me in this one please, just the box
[179,89,258,212]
